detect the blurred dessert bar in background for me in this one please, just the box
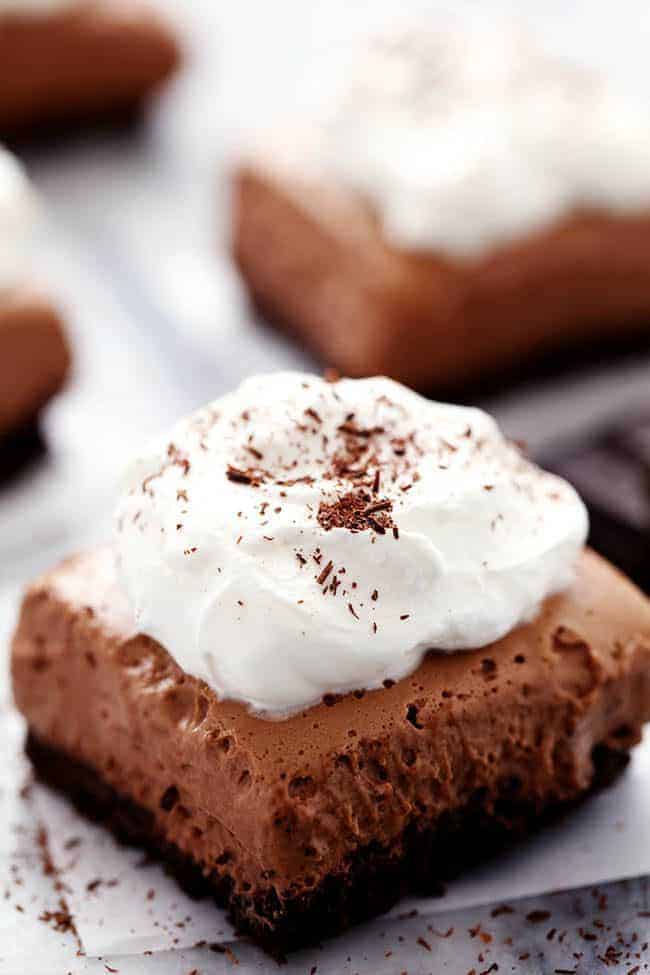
[0,0,180,139]
[233,27,650,389]
[0,289,69,438]
[0,147,69,455]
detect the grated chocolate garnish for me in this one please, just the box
[338,421,385,440]
[226,465,265,486]
[39,902,76,935]
[364,500,391,515]
[317,560,334,586]
[318,489,395,535]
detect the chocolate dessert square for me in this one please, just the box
[0,148,69,462]
[11,372,650,953]
[233,167,650,390]
[12,547,650,952]
[0,288,69,441]
[232,29,650,389]
[0,2,180,139]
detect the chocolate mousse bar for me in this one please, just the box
[11,373,650,953]
[0,2,180,139]
[0,288,69,443]
[233,29,650,389]
[0,148,69,454]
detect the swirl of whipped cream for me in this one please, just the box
[0,147,37,292]
[310,26,650,257]
[115,373,588,717]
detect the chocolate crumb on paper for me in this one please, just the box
[526,910,552,924]
[39,900,76,934]
[35,823,83,952]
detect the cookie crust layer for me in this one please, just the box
[11,547,650,950]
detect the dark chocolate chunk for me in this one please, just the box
[542,412,650,592]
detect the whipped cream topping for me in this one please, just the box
[0,147,36,293]
[0,0,83,15]
[115,373,588,717]
[304,26,650,257]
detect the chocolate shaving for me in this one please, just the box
[338,422,385,439]
[317,560,334,586]
[226,465,264,486]
[318,489,395,536]
[39,903,76,934]
[275,475,315,487]
[363,499,392,515]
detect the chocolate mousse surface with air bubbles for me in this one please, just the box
[12,544,650,951]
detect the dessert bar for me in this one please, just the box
[0,147,69,451]
[0,289,69,443]
[0,1,180,139]
[13,547,650,952]
[12,373,650,953]
[233,29,650,388]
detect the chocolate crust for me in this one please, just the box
[232,162,650,390]
[25,730,629,955]
[0,417,46,485]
